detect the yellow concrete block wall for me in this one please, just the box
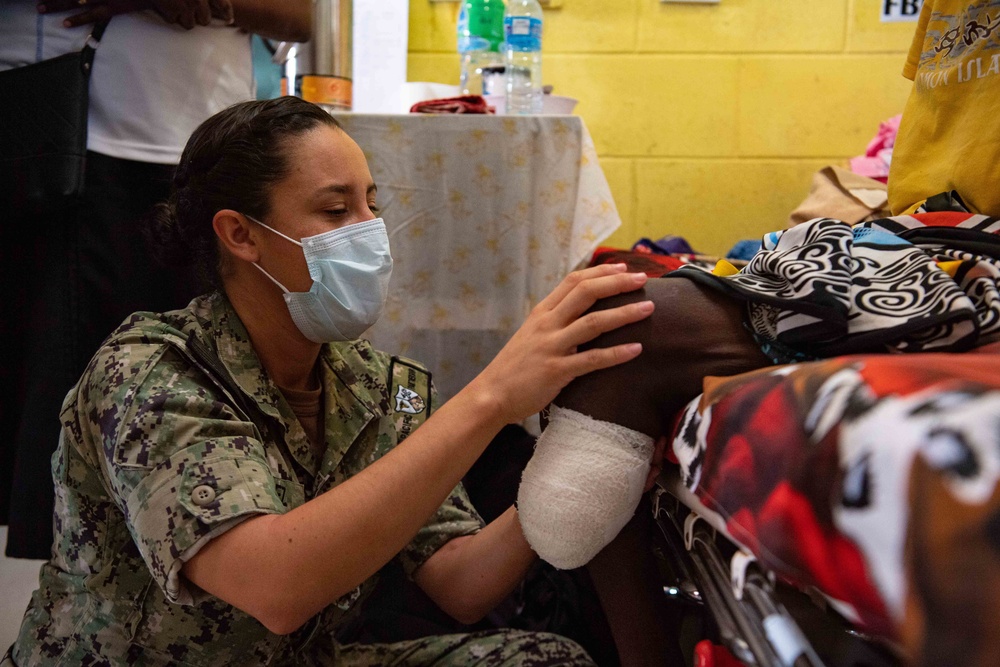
[408,0,917,255]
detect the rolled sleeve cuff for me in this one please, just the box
[127,454,286,604]
[398,482,485,578]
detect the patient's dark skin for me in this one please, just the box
[557,275,772,437]
[556,275,771,666]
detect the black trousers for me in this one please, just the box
[1,151,206,559]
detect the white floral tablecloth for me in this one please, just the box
[333,113,621,401]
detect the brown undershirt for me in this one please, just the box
[277,382,325,454]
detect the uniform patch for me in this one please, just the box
[394,385,426,414]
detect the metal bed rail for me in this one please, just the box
[652,487,825,667]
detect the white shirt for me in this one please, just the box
[0,3,255,164]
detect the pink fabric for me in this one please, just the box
[849,114,902,183]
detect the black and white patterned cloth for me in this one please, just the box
[675,209,1000,363]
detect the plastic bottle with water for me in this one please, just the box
[504,0,543,115]
[457,0,505,96]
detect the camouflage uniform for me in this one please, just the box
[4,292,594,666]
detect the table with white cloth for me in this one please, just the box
[333,113,622,401]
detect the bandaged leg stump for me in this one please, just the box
[517,405,655,569]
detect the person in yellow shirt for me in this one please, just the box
[889,0,1000,215]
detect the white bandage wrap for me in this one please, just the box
[517,405,655,569]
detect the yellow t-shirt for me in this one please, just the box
[888,0,1000,215]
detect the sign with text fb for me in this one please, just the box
[881,0,924,22]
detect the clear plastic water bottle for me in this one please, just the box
[504,0,543,115]
[457,0,505,96]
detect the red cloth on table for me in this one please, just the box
[409,95,495,114]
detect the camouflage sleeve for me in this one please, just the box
[395,378,485,577]
[79,340,288,604]
[398,481,486,578]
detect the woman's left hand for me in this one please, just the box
[471,264,654,426]
[38,0,234,29]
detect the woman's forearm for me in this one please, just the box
[231,0,311,42]
[183,381,508,635]
[413,506,537,624]
[183,266,652,635]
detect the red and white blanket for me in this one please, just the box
[669,350,1000,666]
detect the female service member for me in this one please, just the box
[4,97,654,666]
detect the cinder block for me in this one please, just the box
[848,0,923,53]
[637,0,848,54]
[738,55,912,157]
[633,158,833,255]
[407,53,460,85]
[545,55,739,157]
[408,0,459,53]
[543,0,639,53]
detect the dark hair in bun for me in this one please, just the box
[145,97,341,288]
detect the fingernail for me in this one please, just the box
[638,300,654,313]
[631,272,648,282]
[626,343,642,355]
[611,263,628,271]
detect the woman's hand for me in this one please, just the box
[471,264,654,426]
[38,0,234,29]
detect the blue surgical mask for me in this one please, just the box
[247,215,393,343]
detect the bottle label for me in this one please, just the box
[299,75,352,110]
[505,16,542,51]
[458,35,492,53]
[459,0,504,53]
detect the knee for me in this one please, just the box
[557,276,768,435]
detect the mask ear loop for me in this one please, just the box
[251,262,292,294]
[243,213,299,294]
[244,213,304,247]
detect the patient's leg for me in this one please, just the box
[557,276,770,666]
[556,275,771,436]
